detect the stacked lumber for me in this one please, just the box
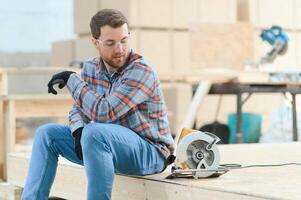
[51,0,238,76]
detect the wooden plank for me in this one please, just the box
[1,94,73,118]
[0,67,80,75]
[172,0,198,29]
[50,40,76,66]
[3,100,16,180]
[0,67,81,95]
[139,30,172,75]
[0,101,3,178]
[75,36,98,62]
[0,73,8,95]
[198,0,237,23]
[1,94,71,101]
[14,98,72,118]
[138,0,171,28]
[257,0,294,29]
[190,22,254,70]
[8,143,301,199]
[74,0,100,35]
[237,0,250,22]
[173,31,191,75]
[219,142,301,164]
[8,152,264,200]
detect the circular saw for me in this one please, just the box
[168,128,228,179]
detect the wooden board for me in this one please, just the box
[190,22,254,70]
[51,40,76,66]
[7,153,260,200]
[7,142,301,199]
[0,67,81,95]
[74,36,98,62]
[139,30,172,75]
[0,101,3,178]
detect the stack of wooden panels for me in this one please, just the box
[7,142,301,199]
[51,0,238,76]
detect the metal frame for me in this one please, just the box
[207,82,301,143]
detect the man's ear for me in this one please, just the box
[91,37,99,49]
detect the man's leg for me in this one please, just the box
[81,123,165,200]
[21,123,83,200]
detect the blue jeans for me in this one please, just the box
[21,123,165,200]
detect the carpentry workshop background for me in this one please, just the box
[1,0,301,199]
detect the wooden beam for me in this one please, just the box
[3,100,16,180]
[0,73,8,95]
[0,101,3,178]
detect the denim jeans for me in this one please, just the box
[21,122,165,200]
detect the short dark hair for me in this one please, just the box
[90,9,128,39]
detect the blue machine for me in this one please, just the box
[259,25,289,64]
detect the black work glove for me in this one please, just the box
[47,71,75,95]
[73,127,83,160]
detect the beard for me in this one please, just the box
[103,53,127,69]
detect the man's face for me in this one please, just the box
[93,24,131,69]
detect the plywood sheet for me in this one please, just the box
[190,22,254,70]
[50,40,75,67]
[8,143,301,199]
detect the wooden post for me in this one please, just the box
[0,100,4,179]
[3,99,16,180]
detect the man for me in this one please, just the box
[21,9,174,200]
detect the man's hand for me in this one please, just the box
[47,71,75,95]
[73,127,83,160]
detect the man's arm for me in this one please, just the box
[67,64,155,122]
[69,103,90,133]
[68,63,91,133]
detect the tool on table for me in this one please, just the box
[259,25,289,65]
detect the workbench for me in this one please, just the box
[208,82,301,143]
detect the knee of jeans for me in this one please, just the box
[34,123,58,145]
[81,123,113,149]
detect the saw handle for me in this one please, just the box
[203,131,220,150]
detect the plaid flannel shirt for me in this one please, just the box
[67,50,174,159]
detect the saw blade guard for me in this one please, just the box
[175,130,221,178]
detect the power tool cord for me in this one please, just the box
[220,162,301,169]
